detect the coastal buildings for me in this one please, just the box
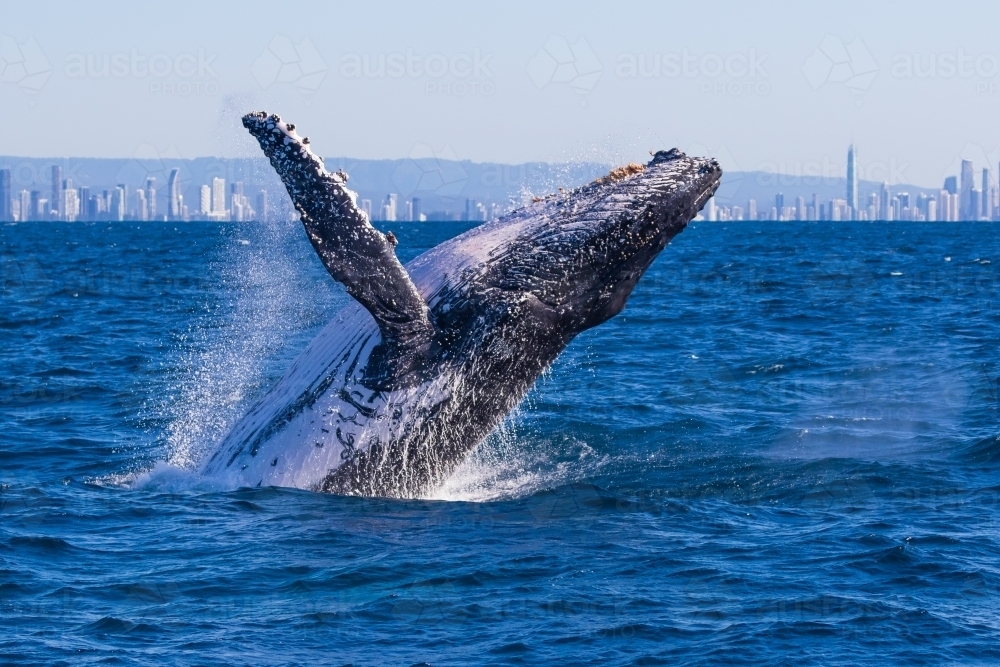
[167,168,182,220]
[5,151,997,223]
[846,145,858,214]
[705,146,999,222]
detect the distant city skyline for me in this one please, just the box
[705,145,999,221]
[0,161,512,223]
[3,144,997,222]
[2,1,999,189]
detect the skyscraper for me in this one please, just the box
[212,178,226,217]
[145,177,157,220]
[256,190,268,222]
[21,190,31,221]
[30,191,42,221]
[846,145,858,218]
[135,189,147,221]
[78,187,90,220]
[382,193,397,221]
[167,168,181,220]
[0,168,10,221]
[944,176,957,195]
[229,181,245,221]
[960,159,974,219]
[51,165,62,219]
[111,186,125,221]
[411,197,421,222]
[199,185,211,216]
[63,179,78,221]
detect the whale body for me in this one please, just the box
[200,112,721,497]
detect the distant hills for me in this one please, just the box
[0,155,943,221]
[0,156,609,221]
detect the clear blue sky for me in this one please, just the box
[2,0,999,187]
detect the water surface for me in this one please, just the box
[2,220,998,665]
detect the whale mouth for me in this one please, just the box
[694,162,723,211]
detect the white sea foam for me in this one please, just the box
[429,400,605,503]
[128,460,231,493]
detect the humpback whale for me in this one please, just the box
[201,111,721,497]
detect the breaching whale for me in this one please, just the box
[201,111,721,497]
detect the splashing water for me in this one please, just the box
[152,219,344,478]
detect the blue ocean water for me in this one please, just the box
[2,219,999,665]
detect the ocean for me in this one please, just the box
[2,220,998,665]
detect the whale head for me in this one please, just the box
[482,149,721,336]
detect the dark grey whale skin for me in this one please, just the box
[220,112,721,497]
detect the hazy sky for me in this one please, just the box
[2,0,999,187]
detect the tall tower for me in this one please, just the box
[145,177,156,220]
[51,165,62,219]
[167,168,181,220]
[960,159,974,219]
[846,145,858,220]
[199,185,211,215]
[212,177,226,215]
[256,190,268,222]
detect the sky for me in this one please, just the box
[2,0,999,188]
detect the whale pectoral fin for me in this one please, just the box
[242,111,434,389]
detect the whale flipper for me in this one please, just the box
[242,111,434,389]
